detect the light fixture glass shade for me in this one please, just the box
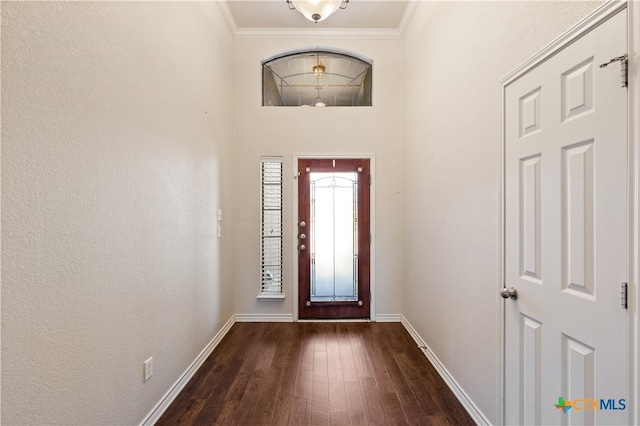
[290,0,343,23]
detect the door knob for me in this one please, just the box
[500,287,518,300]
[299,233,307,240]
[299,244,306,251]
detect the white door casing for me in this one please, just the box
[503,6,628,425]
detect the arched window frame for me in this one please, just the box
[262,47,373,107]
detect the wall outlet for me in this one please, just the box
[144,357,153,382]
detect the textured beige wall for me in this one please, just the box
[233,38,404,319]
[1,2,234,424]
[401,1,603,423]
[1,1,614,424]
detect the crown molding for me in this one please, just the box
[398,0,419,38]
[234,27,402,39]
[217,0,239,37]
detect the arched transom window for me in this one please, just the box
[262,48,372,107]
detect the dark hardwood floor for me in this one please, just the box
[156,322,475,426]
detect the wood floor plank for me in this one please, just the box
[363,327,397,394]
[157,322,475,426]
[344,381,367,425]
[371,324,433,424]
[291,368,313,425]
[337,324,359,383]
[329,411,350,425]
[311,347,330,426]
[347,326,374,379]
[271,395,295,426]
[271,324,302,400]
[299,325,315,372]
[379,346,432,424]
[379,391,410,426]
[359,376,390,425]
[326,330,348,415]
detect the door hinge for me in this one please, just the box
[620,282,628,309]
[599,54,628,88]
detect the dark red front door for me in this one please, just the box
[297,158,370,319]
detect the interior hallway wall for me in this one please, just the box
[233,38,403,318]
[1,2,234,424]
[401,1,602,423]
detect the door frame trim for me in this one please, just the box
[497,1,637,423]
[292,154,376,321]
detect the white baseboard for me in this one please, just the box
[139,315,236,426]
[375,313,403,322]
[234,313,294,322]
[400,316,490,426]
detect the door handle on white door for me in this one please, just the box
[500,287,518,300]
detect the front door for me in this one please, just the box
[297,158,370,319]
[503,8,628,425]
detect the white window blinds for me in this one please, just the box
[260,157,283,294]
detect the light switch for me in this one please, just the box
[217,209,223,222]
[217,226,222,239]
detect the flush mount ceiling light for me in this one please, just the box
[286,0,349,23]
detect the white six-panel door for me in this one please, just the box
[504,8,628,425]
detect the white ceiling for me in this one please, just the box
[221,1,415,38]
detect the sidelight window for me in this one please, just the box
[260,157,283,296]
